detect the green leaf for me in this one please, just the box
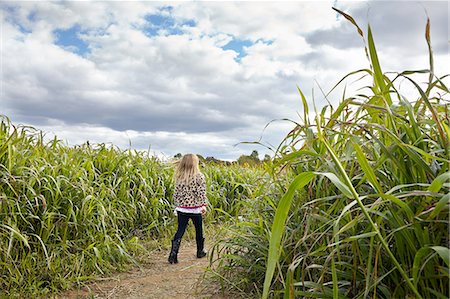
[428,172,450,193]
[297,85,309,126]
[344,231,378,242]
[0,224,30,251]
[431,246,450,267]
[428,193,450,220]
[315,172,354,199]
[352,141,383,193]
[331,257,339,299]
[262,172,315,299]
[367,25,392,105]
[413,246,450,287]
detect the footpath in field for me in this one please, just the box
[61,242,228,299]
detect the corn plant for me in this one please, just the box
[0,119,179,296]
[210,10,449,299]
[0,116,264,297]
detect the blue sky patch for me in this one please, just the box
[54,25,90,56]
[144,14,176,36]
[222,38,253,61]
[258,39,273,46]
[146,14,175,28]
[143,10,195,37]
[182,19,196,27]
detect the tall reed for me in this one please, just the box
[0,118,259,297]
[0,118,175,296]
[210,10,449,299]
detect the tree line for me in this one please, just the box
[173,150,270,166]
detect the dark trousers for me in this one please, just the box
[173,211,203,241]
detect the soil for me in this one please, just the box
[59,242,229,299]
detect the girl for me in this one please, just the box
[168,154,208,264]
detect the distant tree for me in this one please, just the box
[205,156,221,164]
[250,150,259,160]
[237,150,261,166]
[174,153,182,159]
[237,155,254,166]
[263,154,271,162]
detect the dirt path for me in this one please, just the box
[60,242,228,299]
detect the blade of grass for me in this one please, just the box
[318,133,423,299]
[262,172,315,299]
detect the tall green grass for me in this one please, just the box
[0,119,261,297]
[1,9,448,299]
[0,119,174,296]
[210,10,449,299]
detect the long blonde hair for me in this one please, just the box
[175,154,200,184]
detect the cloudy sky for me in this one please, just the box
[1,1,448,160]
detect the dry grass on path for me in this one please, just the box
[59,242,229,299]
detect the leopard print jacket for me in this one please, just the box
[173,172,208,208]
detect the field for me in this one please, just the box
[1,12,449,299]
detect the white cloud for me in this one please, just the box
[1,1,448,159]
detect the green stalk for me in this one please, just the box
[319,134,423,299]
[8,138,12,172]
[262,172,315,299]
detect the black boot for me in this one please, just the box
[196,237,207,258]
[168,238,181,264]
